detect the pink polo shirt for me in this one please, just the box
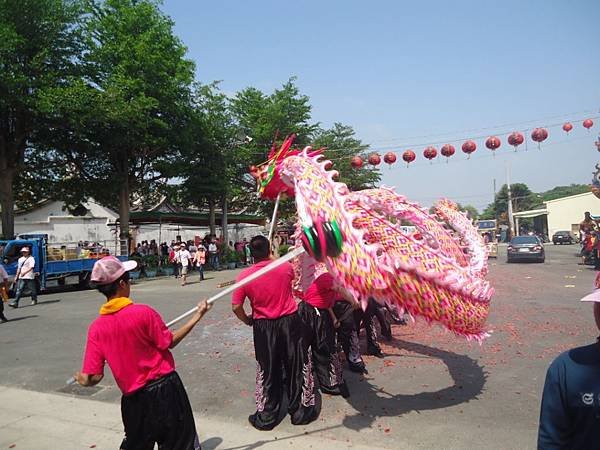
[303,273,341,309]
[232,259,298,319]
[82,303,175,395]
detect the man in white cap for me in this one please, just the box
[8,246,37,308]
[538,272,600,449]
[74,256,211,449]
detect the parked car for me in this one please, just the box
[507,236,545,263]
[552,231,574,245]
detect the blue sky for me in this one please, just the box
[162,0,600,211]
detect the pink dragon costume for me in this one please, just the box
[251,135,493,341]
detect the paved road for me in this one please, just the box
[0,244,596,449]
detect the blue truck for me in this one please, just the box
[0,234,128,292]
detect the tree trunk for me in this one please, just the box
[221,193,228,246]
[208,197,216,236]
[118,170,130,256]
[0,168,15,239]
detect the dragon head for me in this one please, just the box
[249,134,323,200]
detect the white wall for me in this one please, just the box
[4,199,265,246]
[9,199,119,244]
[546,192,600,237]
[134,223,265,245]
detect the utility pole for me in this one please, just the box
[506,162,515,239]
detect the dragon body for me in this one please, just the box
[255,136,493,341]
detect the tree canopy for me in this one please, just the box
[40,0,195,242]
[0,0,84,238]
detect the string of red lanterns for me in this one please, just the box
[349,118,594,169]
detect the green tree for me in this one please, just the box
[230,78,319,221]
[232,78,317,154]
[177,82,237,236]
[44,0,194,247]
[539,184,589,203]
[311,123,380,191]
[0,0,84,238]
[456,203,479,220]
[480,183,537,222]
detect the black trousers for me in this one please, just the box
[298,302,345,395]
[0,299,7,320]
[332,301,364,365]
[354,298,383,352]
[121,371,200,450]
[251,312,321,430]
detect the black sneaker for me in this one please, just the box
[1,317,8,323]
[31,300,38,306]
[8,302,18,309]
[247,413,276,431]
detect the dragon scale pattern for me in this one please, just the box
[265,141,493,341]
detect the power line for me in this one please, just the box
[366,108,599,146]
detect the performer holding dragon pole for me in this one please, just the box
[232,235,320,431]
[74,256,211,449]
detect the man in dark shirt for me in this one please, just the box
[538,274,600,449]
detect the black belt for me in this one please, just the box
[142,371,176,392]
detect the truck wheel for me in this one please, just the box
[58,277,66,286]
[78,273,91,289]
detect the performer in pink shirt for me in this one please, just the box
[74,256,211,449]
[299,272,351,397]
[232,236,320,430]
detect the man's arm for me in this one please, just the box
[232,303,253,326]
[537,361,571,449]
[170,300,211,348]
[327,307,340,328]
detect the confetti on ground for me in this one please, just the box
[564,285,576,288]
[564,275,576,279]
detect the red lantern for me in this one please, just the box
[440,144,455,163]
[507,132,524,151]
[350,156,363,169]
[531,128,548,149]
[583,119,594,130]
[368,153,381,166]
[423,146,437,163]
[402,150,416,167]
[461,140,477,159]
[383,151,397,167]
[562,122,573,134]
[485,136,501,156]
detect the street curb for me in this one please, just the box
[0,386,386,450]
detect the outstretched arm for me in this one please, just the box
[74,372,104,387]
[171,300,212,348]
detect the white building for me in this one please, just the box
[513,191,600,238]
[545,192,600,237]
[2,197,265,246]
[6,199,119,244]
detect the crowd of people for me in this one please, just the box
[130,236,254,286]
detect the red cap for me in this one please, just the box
[91,256,137,285]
